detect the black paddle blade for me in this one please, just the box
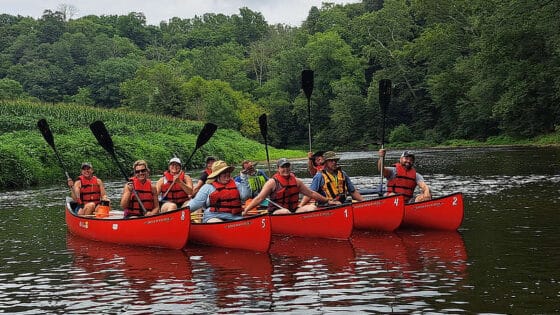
[37,119,55,149]
[195,123,217,149]
[89,120,115,155]
[259,113,267,141]
[379,79,392,112]
[301,69,314,100]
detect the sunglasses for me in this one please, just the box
[134,168,147,174]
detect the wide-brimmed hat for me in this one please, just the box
[81,162,92,169]
[323,151,340,161]
[401,151,415,159]
[169,157,181,165]
[207,160,235,179]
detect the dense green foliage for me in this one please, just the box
[1,1,559,149]
[0,101,301,189]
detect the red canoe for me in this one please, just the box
[401,192,464,230]
[352,195,405,232]
[188,214,271,252]
[270,204,353,240]
[65,200,190,250]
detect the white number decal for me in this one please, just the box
[452,196,458,206]
[261,218,266,228]
[394,197,399,206]
[344,209,348,218]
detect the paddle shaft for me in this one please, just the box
[302,70,314,152]
[378,79,392,197]
[259,114,271,175]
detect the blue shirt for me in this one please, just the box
[188,174,250,212]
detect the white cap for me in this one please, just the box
[169,157,182,165]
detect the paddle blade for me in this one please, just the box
[195,123,217,149]
[37,119,55,149]
[89,120,115,155]
[379,79,392,113]
[259,113,267,141]
[301,69,314,100]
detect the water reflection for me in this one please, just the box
[187,245,273,313]
[66,234,194,313]
[349,230,468,313]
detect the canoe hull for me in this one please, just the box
[352,195,405,232]
[188,214,271,252]
[401,192,464,230]
[65,205,190,250]
[270,205,353,240]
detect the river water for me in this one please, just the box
[0,146,559,314]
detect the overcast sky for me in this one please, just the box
[1,0,360,27]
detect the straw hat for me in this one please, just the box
[207,160,235,179]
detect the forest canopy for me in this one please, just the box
[1,0,559,149]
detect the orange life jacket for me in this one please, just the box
[126,177,155,216]
[269,173,299,211]
[78,175,101,204]
[386,163,417,202]
[209,180,242,214]
[160,171,189,204]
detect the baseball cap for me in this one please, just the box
[81,162,92,169]
[277,158,290,167]
[169,157,181,165]
[401,151,415,159]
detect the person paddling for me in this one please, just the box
[120,160,160,218]
[68,162,109,215]
[378,149,432,203]
[156,157,193,212]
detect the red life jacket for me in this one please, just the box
[209,180,242,214]
[269,173,299,211]
[78,175,101,204]
[160,171,189,204]
[386,163,417,202]
[320,169,348,202]
[126,177,155,216]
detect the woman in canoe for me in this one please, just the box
[188,160,251,223]
[156,157,193,212]
[243,158,340,215]
[68,162,109,216]
[120,160,160,218]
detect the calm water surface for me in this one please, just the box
[1,147,559,314]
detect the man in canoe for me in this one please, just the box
[188,160,251,223]
[120,160,160,217]
[378,149,432,203]
[300,151,364,206]
[192,156,216,197]
[307,150,325,176]
[156,157,193,212]
[68,162,109,216]
[242,158,340,215]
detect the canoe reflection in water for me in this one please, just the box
[350,230,468,312]
[269,236,356,309]
[187,245,274,312]
[66,234,194,312]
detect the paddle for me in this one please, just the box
[89,120,147,215]
[378,79,392,196]
[37,119,71,182]
[302,69,314,152]
[161,123,218,199]
[259,114,272,175]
